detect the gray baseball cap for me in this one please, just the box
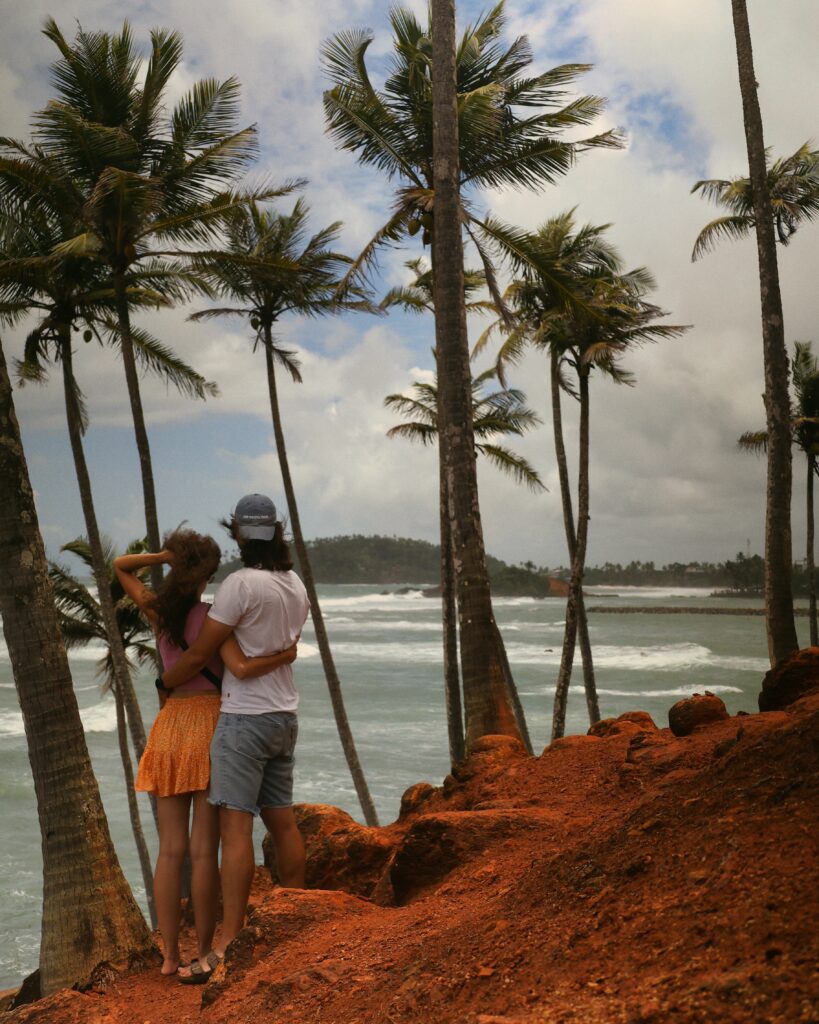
[234,493,277,541]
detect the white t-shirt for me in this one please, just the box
[208,567,309,715]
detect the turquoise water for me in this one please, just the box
[0,582,793,988]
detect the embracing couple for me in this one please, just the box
[113,494,309,984]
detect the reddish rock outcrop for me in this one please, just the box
[262,804,394,899]
[398,781,438,820]
[759,646,819,711]
[588,710,658,738]
[389,808,549,905]
[668,692,729,736]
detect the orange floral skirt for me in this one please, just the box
[136,693,221,797]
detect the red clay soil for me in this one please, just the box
[8,691,819,1024]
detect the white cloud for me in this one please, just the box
[3,0,818,567]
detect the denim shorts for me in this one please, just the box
[208,711,298,815]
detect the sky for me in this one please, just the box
[1,0,818,570]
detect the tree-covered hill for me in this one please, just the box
[217,533,556,592]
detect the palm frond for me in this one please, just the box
[691,215,753,261]
[737,429,768,454]
[476,443,546,491]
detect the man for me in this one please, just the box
[159,494,310,978]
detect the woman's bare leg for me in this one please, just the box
[155,794,192,974]
[189,791,220,960]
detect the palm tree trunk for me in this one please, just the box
[113,272,163,594]
[431,0,526,752]
[0,338,153,996]
[60,332,156,918]
[112,677,157,928]
[263,330,379,826]
[552,366,592,739]
[60,330,149,761]
[440,466,465,767]
[731,0,799,665]
[550,350,599,725]
[808,454,817,646]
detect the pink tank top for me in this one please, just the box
[157,602,223,694]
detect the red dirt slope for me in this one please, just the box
[8,691,819,1024]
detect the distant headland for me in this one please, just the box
[217,535,803,599]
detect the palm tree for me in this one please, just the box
[0,197,213,769]
[49,537,158,927]
[489,214,687,738]
[1,19,263,589]
[383,256,500,763]
[696,0,799,665]
[189,197,379,825]
[476,212,623,728]
[739,341,819,645]
[691,143,819,260]
[0,335,152,995]
[385,365,544,763]
[383,257,536,762]
[322,1,622,296]
[324,0,619,748]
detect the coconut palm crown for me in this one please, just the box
[322,1,623,291]
[691,142,819,260]
[385,365,545,490]
[49,537,157,686]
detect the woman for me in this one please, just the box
[114,528,296,978]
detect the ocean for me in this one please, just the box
[0,582,788,989]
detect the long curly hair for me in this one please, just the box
[145,528,221,646]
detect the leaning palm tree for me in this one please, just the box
[739,341,819,645]
[49,537,158,927]
[386,365,544,764]
[324,0,621,749]
[489,215,687,738]
[189,197,379,825]
[1,19,267,588]
[692,0,801,665]
[691,142,819,260]
[0,335,152,995]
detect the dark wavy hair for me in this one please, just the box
[145,528,221,646]
[220,517,293,572]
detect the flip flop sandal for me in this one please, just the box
[178,951,221,986]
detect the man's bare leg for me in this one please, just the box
[214,807,255,955]
[260,805,305,887]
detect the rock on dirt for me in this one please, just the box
[759,646,819,711]
[668,692,730,736]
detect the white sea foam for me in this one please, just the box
[318,591,431,613]
[324,639,767,674]
[326,619,442,633]
[589,585,720,600]
[0,698,118,738]
[297,642,319,659]
[80,699,119,732]
[597,684,744,697]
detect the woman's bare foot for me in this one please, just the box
[161,955,181,976]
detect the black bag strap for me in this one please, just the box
[178,638,222,692]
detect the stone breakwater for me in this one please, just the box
[589,605,810,616]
